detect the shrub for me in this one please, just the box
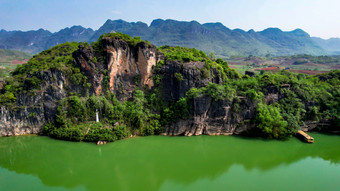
[175,73,184,82]
[255,104,288,139]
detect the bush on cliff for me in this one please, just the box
[158,46,208,62]
[43,90,161,142]
[0,42,89,105]
[255,103,288,139]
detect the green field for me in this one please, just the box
[0,49,32,79]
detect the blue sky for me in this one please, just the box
[0,0,339,39]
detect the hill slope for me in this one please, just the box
[312,37,340,55]
[0,19,329,56]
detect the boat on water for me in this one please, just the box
[296,130,314,143]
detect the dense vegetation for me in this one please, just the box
[97,32,151,47]
[158,46,208,62]
[176,69,339,138]
[43,91,161,142]
[0,42,89,105]
[0,33,339,143]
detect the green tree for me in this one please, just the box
[255,104,288,139]
[209,52,216,60]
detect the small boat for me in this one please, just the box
[296,130,314,143]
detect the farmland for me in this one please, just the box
[227,54,339,75]
[0,49,32,79]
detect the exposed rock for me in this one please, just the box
[160,62,281,137]
[160,61,222,102]
[73,37,158,100]
[162,95,256,136]
[2,36,331,139]
[1,37,160,136]
[0,69,76,136]
[0,106,44,136]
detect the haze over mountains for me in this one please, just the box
[0,19,339,56]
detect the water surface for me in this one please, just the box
[0,133,339,191]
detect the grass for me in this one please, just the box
[0,49,32,80]
[0,63,21,79]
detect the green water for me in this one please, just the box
[0,133,339,191]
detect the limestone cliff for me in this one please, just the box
[0,38,287,137]
[1,36,332,138]
[73,37,158,99]
[0,37,159,136]
[158,61,279,136]
[0,69,68,136]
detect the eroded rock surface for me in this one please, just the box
[0,70,68,136]
[0,37,159,136]
[73,37,158,99]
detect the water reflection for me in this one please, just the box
[0,134,339,191]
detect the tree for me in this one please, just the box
[209,52,216,60]
[255,104,288,139]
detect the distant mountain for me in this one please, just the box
[0,29,51,53]
[90,19,325,56]
[44,26,95,50]
[0,19,332,56]
[0,26,94,54]
[312,37,340,55]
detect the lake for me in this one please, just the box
[0,133,339,191]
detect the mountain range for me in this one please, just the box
[0,19,339,56]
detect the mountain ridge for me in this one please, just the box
[0,19,337,56]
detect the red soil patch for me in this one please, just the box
[11,59,29,65]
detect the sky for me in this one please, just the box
[0,0,339,39]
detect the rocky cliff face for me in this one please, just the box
[159,61,281,136]
[160,61,222,102]
[162,95,257,136]
[0,37,159,136]
[1,36,316,138]
[73,37,158,99]
[0,69,68,136]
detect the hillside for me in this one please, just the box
[0,33,339,141]
[0,49,32,79]
[0,19,329,56]
[312,37,340,55]
[0,26,94,54]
